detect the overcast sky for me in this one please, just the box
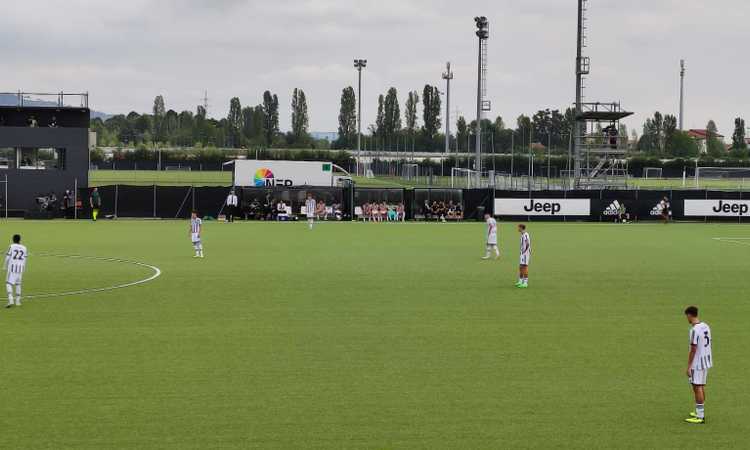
[2,0,747,137]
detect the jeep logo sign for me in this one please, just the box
[495,198,590,216]
[684,199,750,217]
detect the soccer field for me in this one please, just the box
[0,220,748,449]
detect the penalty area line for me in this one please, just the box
[23,253,162,300]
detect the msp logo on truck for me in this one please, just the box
[254,168,293,187]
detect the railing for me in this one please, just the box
[0,91,89,109]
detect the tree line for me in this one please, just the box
[636,113,748,159]
[90,88,747,160]
[91,90,323,150]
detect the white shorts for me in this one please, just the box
[520,253,530,266]
[689,368,708,386]
[6,272,22,285]
[191,233,201,244]
[487,236,497,246]
[487,240,497,247]
[307,214,315,220]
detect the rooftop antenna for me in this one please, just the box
[679,60,685,130]
[202,90,209,116]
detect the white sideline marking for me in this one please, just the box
[23,254,162,300]
[712,237,750,247]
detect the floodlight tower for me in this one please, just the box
[354,59,367,175]
[474,16,490,186]
[679,59,686,130]
[574,1,589,181]
[442,62,453,156]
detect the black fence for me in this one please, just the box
[76,185,230,219]
[26,185,750,224]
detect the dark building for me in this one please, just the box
[0,93,90,214]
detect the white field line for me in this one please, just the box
[712,237,750,247]
[22,254,162,300]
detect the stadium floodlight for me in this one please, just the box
[474,16,489,187]
[354,59,367,176]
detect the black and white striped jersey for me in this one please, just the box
[5,243,27,274]
[689,322,713,370]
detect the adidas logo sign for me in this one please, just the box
[650,202,664,216]
[603,200,622,216]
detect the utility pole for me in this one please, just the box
[679,59,686,130]
[474,17,490,187]
[354,59,367,175]
[442,62,453,158]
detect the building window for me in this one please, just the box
[3,148,67,170]
[0,148,14,169]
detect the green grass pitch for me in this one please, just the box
[0,220,748,449]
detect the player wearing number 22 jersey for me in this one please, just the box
[4,234,27,308]
[684,306,712,424]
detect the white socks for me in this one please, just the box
[6,283,20,305]
[696,403,705,419]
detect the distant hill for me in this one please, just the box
[0,93,111,120]
[310,131,338,142]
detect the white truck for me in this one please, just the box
[231,160,350,187]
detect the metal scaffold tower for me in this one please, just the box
[574,0,633,189]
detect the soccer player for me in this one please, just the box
[305,193,316,230]
[190,210,204,258]
[482,213,500,260]
[660,196,671,224]
[684,306,712,424]
[3,234,27,308]
[516,224,531,288]
[90,187,102,221]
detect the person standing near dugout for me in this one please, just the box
[90,187,102,221]
[225,189,239,222]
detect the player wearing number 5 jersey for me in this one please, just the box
[516,224,531,288]
[684,306,712,424]
[4,234,27,308]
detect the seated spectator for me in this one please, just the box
[276,200,289,221]
[387,205,397,222]
[48,116,58,128]
[361,202,369,221]
[447,201,457,219]
[431,201,441,222]
[315,200,327,220]
[397,203,406,221]
[379,202,388,222]
[368,202,377,222]
[332,203,343,221]
[27,115,38,127]
[246,199,261,220]
[423,200,433,220]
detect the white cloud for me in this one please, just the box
[1,0,746,135]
